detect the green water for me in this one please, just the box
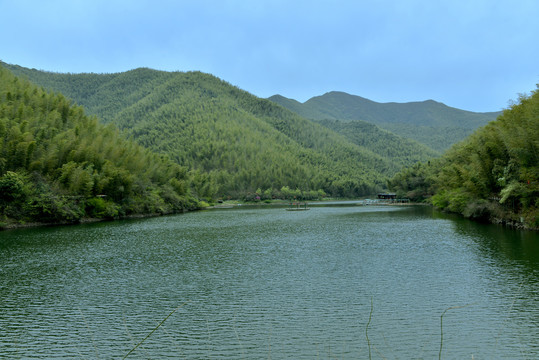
[1,205,538,358]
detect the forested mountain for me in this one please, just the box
[0,66,199,226]
[316,119,440,166]
[269,91,501,152]
[388,87,538,229]
[3,62,438,199]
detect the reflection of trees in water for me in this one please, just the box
[447,211,539,338]
[452,214,539,267]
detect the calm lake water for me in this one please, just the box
[1,204,538,359]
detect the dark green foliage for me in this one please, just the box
[4,63,421,199]
[0,65,199,224]
[85,197,119,219]
[0,171,26,203]
[269,91,500,152]
[387,161,437,202]
[389,87,539,229]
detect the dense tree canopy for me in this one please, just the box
[5,64,434,199]
[0,66,199,225]
[3,61,534,229]
[389,87,539,229]
[269,91,500,152]
[316,119,439,169]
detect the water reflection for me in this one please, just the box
[453,217,539,265]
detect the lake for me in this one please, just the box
[1,204,538,359]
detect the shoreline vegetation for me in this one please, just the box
[4,204,535,232]
[5,198,535,232]
[0,198,413,230]
[0,63,536,231]
[0,64,393,229]
[2,63,415,201]
[389,87,538,231]
[0,65,203,228]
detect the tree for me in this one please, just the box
[0,171,26,204]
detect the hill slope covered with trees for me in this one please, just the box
[3,63,439,199]
[388,87,538,229]
[269,91,501,152]
[316,119,439,165]
[0,65,200,226]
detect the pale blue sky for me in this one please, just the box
[1,0,538,112]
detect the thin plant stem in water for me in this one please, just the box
[155,320,185,358]
[439,304,474,360]
[122,301,189,359]
[494,279,525,351]
[123,313,151,359]
[366,296,373,360]
[77,307,100,359]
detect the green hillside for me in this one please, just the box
[3,63,438,199]
[269,91,501,152]
[0,66,199,226]
[389,88,538,229]
[316,119,440,165]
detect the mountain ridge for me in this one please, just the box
[272,90,500,119]
[269,91,501,151]
[2,61,439,198]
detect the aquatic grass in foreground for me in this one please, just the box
[439,304,475,360]
[122,302,190,359]
[111,300,476,359]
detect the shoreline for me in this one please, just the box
[2,200,536,232]
[0,209,194,231]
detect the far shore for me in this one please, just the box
[2,198,412,230]
[4,199,532,231]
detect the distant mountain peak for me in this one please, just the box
[268,90,501,152]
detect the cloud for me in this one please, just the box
[1,0,538,111]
